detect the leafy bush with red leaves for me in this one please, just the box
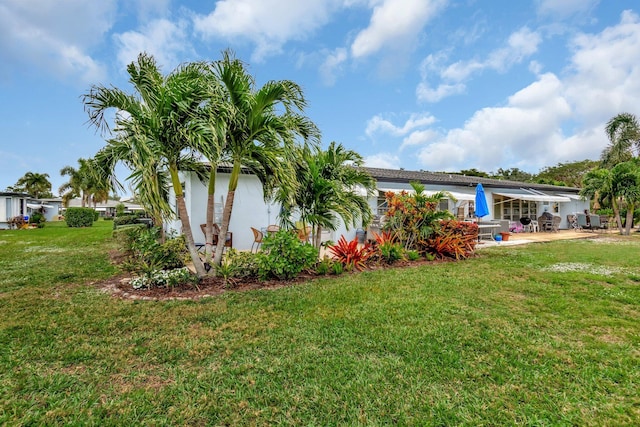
[425,220,478,260]
[327,236,374,271]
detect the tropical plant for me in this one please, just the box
[275,141,376,249]
[383,182,453,252]
[425,220,478,260]
[327,235,373,271]
[601,112,640,168]
[11,172,53,198]
[370,230,403,265]
[209,50,320,269]
[255,230,318,280]
[580,159,640,235]
[59,158,111,207]
[83,52,216,277]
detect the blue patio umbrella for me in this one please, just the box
[475,183,489,218]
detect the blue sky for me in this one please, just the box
[1,0,639,195]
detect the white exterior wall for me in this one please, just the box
[167,171,279,251]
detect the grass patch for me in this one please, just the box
[0,223,639,425]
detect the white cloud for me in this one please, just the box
[0,0,116,83]
[351,0,446,59]
[416,82,466,103]
[564,10,640,123]
[193,0,342,61]
[417,73,572,172]
[366,113,436,137]
[364,153,401,169]
[114,19,193,71]
[319,48,348,86]
[417,27,542,103]
[400,129,439,151]
[536,0,599,19]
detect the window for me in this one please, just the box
[377,191,388,215]
[5,198,11,218]
[494,196,538,221]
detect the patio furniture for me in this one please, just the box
[589,214,605,232]
[199,223,233,249]
[266,224,280,235]
[250,227,263,252]
[528,220,539,232]
[549,215,561,232]
[297,225,312,243]
[576,213,591,231]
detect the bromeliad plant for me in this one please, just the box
[371,230,404,265]
[383,182,452,253]
[327,236,373,271]
[426,220,478,260]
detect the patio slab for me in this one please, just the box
[476,228,610,248]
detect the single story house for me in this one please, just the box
[0,192,57,229]
[62,198,144,217]
[167,166,589,251]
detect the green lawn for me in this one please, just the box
[0,220,638,425]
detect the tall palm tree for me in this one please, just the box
[15,172,52,198]
[275,142,376,248]
[59,158,94,207]
[602,112,640,167]
[210,51,320,268]
[83,53,216,278]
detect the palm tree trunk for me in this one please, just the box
[213,161,240,269]
[624,204,635,235]
[314,225,322,249]
[169,166,206,278]
[204,168,217,265]
[612,197,625,235]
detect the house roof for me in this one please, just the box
[0,192,34,198]
[362,167,580,193]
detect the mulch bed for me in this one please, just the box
[97,255,446,301]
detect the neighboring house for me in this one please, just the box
[38,198,64,222]
[169,166,589,251]
[63,198,144,217]
[0,192,52,229]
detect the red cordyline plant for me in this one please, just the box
[327,236,374,271]
[426,220,478,260]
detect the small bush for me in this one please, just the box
[29,212,46,228]
[225,249,259,279]
[406,250,421,261]
[65,207,96,227]
[332,261,344,275]
[116,227,187,274]
[113,213,146,229]
[315,256,334,275]
[256,230,318,280]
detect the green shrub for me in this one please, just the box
[332,261,344,275]
[116,227,187,274]
[406,250,421,261]
[113,213,145,229]
[225,249,259,279]
[65,207,96,227]
[28,212,46,228]
[315,256,333,275]
[379,241,404,264]
[256,230,318,280]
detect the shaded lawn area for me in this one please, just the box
[0,221,639,425]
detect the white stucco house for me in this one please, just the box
[167,166,589,251]
[0,192,59,229]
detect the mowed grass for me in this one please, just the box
[0,221,639,425]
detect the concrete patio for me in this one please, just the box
[476,228,613,248]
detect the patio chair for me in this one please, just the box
[200,223,233,249]
[250,227,263,252]
[589,214,604,232]
[297,225,312,243]
[549,215,561,232]
[576,213,591,231]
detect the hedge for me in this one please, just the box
[65,207,96,228]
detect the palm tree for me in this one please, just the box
[14,172,52,198]
[59,158,94,207]
[210,51,320,268]
[83,53,216,278]
[581,159,640,235]
[275,142,376,248]
[602,113,640,167]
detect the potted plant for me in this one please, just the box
[500,231,511,241]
